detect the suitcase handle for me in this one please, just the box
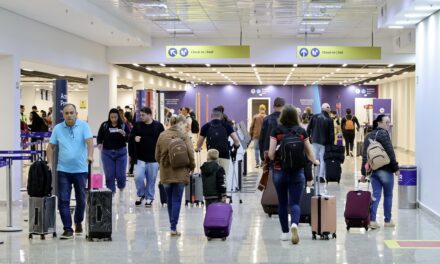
[87,161,92,191]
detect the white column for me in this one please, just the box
[0,55,21,202]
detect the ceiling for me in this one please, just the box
[120,63,415,86]
[89,0,400,40]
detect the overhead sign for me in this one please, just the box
[297,46,381,60]
[166,46,250,59]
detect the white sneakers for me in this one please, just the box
[384,221,396,228]
[290,224,299,244]
[279,224,300,244]
[368,221,380,229]
[279,233,289,241]
[369,221,396,229]
[118,188,124,203]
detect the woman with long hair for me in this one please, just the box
[268,104,319,244]
[97,108,130,201]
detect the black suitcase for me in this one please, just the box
[86,163,112,241]
[300,187,314,224]
[325,159,342,183]
[158,182,167,206]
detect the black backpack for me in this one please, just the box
[190,118,200,134]
[27,160,52,197]
[279,126,306,171]
[206,121,229,155]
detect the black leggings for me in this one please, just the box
[343,131,355,155]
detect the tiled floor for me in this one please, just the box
[1,150,440,264]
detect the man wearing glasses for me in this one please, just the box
[47,104,94,239]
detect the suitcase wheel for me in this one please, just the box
[365,226,369,231]
[222,237,227,241]
[207,237,212,241]
[268,214,272,218]
[346,226,350,231]
[28,234,33,240]
[332,233,337,239]
[53,232,57,238]
[40,234,45,240]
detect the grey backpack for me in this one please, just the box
[367,131,390,170]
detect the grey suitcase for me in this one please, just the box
[185,152,204,207]
[28,196,57,239]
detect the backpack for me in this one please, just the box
[206,121,229,155]
[190,118,200,134]
[279,127,306,171]
[345,117,355,130]
[367,131,391,170]
[27,160,52,197]
[168,137,190,169]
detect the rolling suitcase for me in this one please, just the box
[311,165,337,240]
[28,196,57,239]
[300,186,314,224]
[203,202,233,241]
[344,159,371,231]
[325,159,342,183]
[260,170,278,217]
[158,182,167,206]
[185,152,204,207]
[356,130,364,157]
[86,163,112,241]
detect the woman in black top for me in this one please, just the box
[97,108,130,198]
[268,104,319,244]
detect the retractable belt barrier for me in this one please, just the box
[0,150,43,233]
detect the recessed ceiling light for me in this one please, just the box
[212,68,216,71]
[251,64,256,67]
[342,64,348,67]
[336,68,341,72]
[387,64,394,68]
[339,82,342,85]
[388,25,404,29]
[178,71,183,74]
[293,64,298,67]
[368,72,373,75]
[170,68,175,71]
[217,72,221,74]
[159,63,166,67]
[132,64,140,67]
[192,76,196,79]
[330,72,335,75]
[377,69,383,73]
[74,88,79,91]
[186,73,190,76]
[205,64,211,67]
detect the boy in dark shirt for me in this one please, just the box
[200,149,227,207]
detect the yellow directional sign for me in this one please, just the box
[297,46,381,60]
[166,46,250,59]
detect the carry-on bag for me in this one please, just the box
[203,202,233,241]
[28,195,56,239]
[299,186,314,224]
[344,157,371,231]
[325,159,342,183]
[260,170,278,217]
[185,152,204,207]
[311,165,337,240]
[86,163,112,241]
[158,182,167,206]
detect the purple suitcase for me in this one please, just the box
[344,190,371,231]
[203,203,233,241]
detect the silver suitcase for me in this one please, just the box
[28,196,57,239]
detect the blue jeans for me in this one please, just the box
[134,161,159,199]
[254,139,260,165]
[101,147,127,192]
[58,171,87,231]
[370,170,394,222]
[163,183,185,231]
[272,169,305,233]
[312,143,326,179]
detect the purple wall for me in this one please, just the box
[164,84,378,126]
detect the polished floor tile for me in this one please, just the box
[1,150,439,263]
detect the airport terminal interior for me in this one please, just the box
[0,0,440,263]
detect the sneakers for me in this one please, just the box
[74,223,83,234]
[170,230,181,237]
[135,196,144,206]
[119,188,124,203]
[255,164,260,168]
[145,199,153,208]
[368,221,380,229]
[60,230,74,240]
[280,233,289,241]
[384,221,396,228]
[290,224,300,244]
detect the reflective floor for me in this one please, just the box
[1,150,440,263]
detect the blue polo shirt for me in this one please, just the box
[50,119,93,173]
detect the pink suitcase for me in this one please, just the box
[203,202,233,241]
[90,173,103,189]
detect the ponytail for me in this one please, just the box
[373,114,386,130]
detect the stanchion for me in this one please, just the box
[0,150,41,233]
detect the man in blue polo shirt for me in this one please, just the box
[47,103,94,239]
